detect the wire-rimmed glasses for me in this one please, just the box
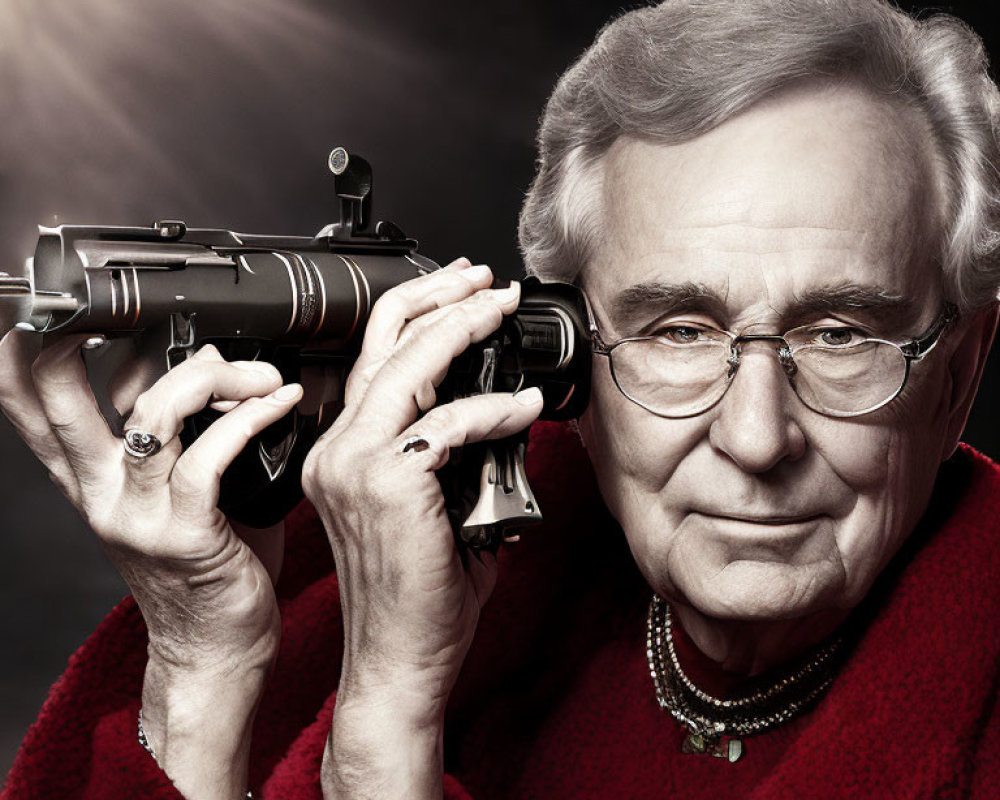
[590,305,958,419]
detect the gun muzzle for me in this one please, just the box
[0,270,82,334]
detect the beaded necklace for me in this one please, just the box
[645,595,843,762]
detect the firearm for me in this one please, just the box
[0,148,591,550]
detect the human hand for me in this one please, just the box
[0,332,302,799]
[301,258,543,798]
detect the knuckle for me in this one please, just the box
[230,360,280,384]
[30,356,70,390]
[419,404,458,437]
[370,289,408,324]
[344,363,374,398]
[303,437,365,501]
[162,354,217,390]
[428,272,476,300]
[454,296,502,328]
[379,355,430,395]
[238,395,264,415]
[127,393,157,426]
[193,343,222,361]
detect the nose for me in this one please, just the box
[708,340,807,473]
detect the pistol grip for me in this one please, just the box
[456,433,543,552]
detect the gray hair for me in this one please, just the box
[518,0,1000,311]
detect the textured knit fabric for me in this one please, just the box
[4,421,1000,799]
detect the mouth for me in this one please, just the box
[689,512,827,561]
[694,511,823,528]
[694,512,824,526]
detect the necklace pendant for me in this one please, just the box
[682,731,744,762]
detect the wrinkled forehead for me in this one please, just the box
[582,83,945,333]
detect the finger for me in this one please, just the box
[344,259,494,408]
[387,285,519,414]
[394,386,543,472]
[0,329,80,493]
[394,284,513,352]
[169,383,304,519]
[360,258,486,365]
[126,348,281,443]
[30,334,122,486]
[106,339,166,418]
[351,282,521,436]
[122,349,284,489]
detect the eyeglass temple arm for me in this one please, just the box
[901,302,958,361]
[581,291,613,356]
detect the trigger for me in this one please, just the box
[166,311,196,369]
[477,343,498,394]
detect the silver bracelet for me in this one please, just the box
[137,708,255,799]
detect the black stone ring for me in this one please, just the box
[123,429,164,459]
[401,436,431,454]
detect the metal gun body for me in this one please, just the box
[1,150,592,545]
[29,224,436,359]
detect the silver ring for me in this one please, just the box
[123,429,164,459]
[401,436,431,454]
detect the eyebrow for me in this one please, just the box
[787,285,918,328]
[607,280,919,332]
[610,281,728,330]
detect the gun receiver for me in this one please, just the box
[0,148,591,548]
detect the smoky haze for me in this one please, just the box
[0,0,613,273]
[1,0,997,783]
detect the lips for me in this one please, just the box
[694,512,823,525]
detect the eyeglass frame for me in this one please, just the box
[587,301,959,419]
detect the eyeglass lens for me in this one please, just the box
[609,337,908,418]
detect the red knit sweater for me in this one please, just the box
[4,422,1000,799]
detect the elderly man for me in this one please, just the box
[3,0,1000,798]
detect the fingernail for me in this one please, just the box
[447,257,472,271]
[233,361,277,376]
[460,264,492,283]
[514,386,543,406]
[271,383,302,401]
[82,335,106,350]
[494,280,520,303]
[210,399,240,412]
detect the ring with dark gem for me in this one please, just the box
[123,429,164,459]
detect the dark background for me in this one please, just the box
[1,0,997,783]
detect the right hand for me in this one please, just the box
[301,258,544,797]
[0,334,303,799]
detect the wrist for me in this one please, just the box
[324,694,443,800]
[337,645,464,727]
[141,657,271,800]
[142,600,282,678]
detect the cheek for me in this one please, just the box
[580,361,705,530]
[818,389,948,604]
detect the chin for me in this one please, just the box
[674,560,846,622]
